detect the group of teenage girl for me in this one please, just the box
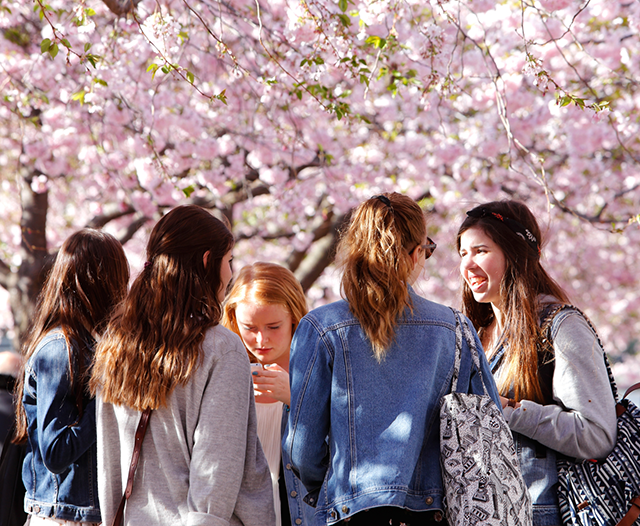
[12,193,616,526]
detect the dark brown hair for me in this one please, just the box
[14,229,129,442]
[91,205,234,410]
[457,200,569,402]
[337,192,426,361]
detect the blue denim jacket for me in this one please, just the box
[22,329,100,522]
[281,405,321,526]
[284,290,501,525]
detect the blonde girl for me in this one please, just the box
[223,262,314,526]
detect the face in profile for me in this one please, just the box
[459,226,506,308]
[218,249,234,302]
[234,302,293,370]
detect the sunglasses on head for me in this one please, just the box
[409,237,437,260]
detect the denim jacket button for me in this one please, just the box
[425,497,433,505]
[295,519,302,525]
[290,490,298,497]
[342,505,349,513]
[330,510,337,519]
[286,463,292,470]
[34,506,40,513]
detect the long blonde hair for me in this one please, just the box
[91,205,234,410]
[338,193,426,361]
[222,262,308,359]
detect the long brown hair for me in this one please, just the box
[91,205,234,411]
[14,229,129,443]
[457,200,569,403]
[338,192,426,361]
[222,262,308,361]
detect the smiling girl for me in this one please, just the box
[223,262,314,526]
[457,200,617,526]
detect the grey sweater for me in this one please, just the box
[97,325,275,526]
[502,306,617,460]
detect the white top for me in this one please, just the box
[256,401,284,526]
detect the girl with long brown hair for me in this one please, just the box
[14,228,129,526]
[284,193,501,526]
[222,262,313,526]
[92,205,274,526]
[457,200,617,526]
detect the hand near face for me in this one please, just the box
[252,364,290,405]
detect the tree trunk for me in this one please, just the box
[8,171,50,350]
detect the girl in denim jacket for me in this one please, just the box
[13,229,129,525]
[458,200,617,526]
[223,262,317,526]
[285,193,501,526]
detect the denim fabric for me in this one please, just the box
[490,341,561,526]
[284,289,501,525]
[281,405,321,526]
[513,432,561,526]
[22,329,100,523]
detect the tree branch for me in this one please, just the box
[0,259,11,290]
[86,204,136,229]
[100,0,139,16]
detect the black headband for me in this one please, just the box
[466,206,540,255]
[373,194,392,207]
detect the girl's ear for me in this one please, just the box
[409,245,421,269]
[203,250,210,268]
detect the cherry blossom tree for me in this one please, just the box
[1,0,640,385]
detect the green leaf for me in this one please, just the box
[85,7,96,16]
[186,70,194,84]
[40,38,51,53]
[161,66,170,74]
[338,14,350,27]
[182,185,195,197]
[339,0,348,12]
[365,35,386,49]
[49,43,59,59]
[71,90,85,104]
[84,42,92,52]
[60,38,71,49]
[93,78,108,87]
[314,56,324,65]
[300,59,308,67]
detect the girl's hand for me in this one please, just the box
[252,364,290,405]
[499,395,521,410]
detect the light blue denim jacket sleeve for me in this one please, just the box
[284,316,332,499]
[26,334,96,473]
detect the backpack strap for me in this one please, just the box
[539,304,619,404]
[112,408,152,526]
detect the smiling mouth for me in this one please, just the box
[469,277,486,289]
